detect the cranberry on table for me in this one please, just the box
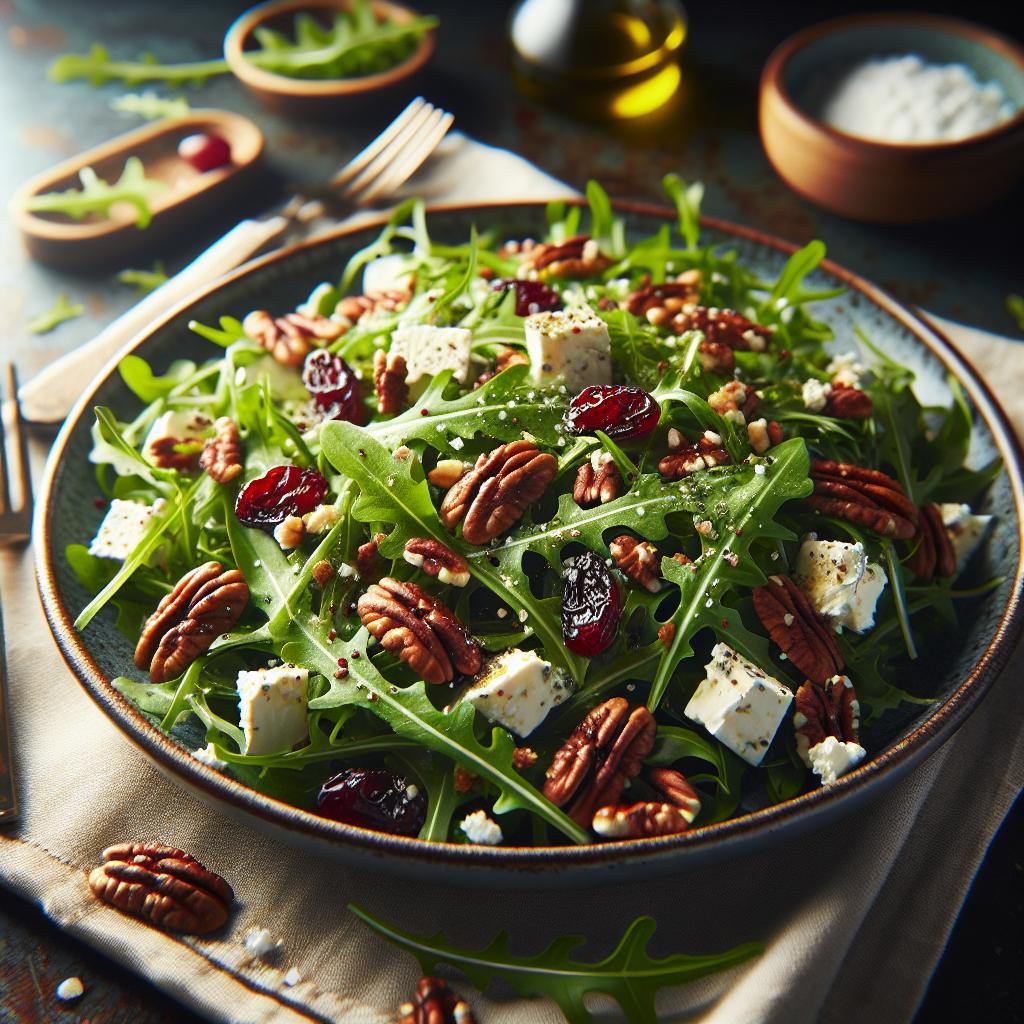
[302,349,365,425]
[177,132,232,173]
[491,278,562,316]
[565,385,660,441]
[317,768,426,837]
[562,550,621,657]
[234,465,328,530]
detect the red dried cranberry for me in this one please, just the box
[562,551,621,657]
[302,349,365,425]
[234,465,328,530]
[177,132,232,173]
[565,385,660,441]
[317,768,426,836]
[491,278,562,317]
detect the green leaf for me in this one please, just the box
[49,44,229,87]
[662,173,704,250]
[117,261,169,294]
[111,91,191,121]
[26,157,166,229]
[27,293,83,334]
[118,355,197,404]
[350,905,762,1024]
[1007,293,1024,334]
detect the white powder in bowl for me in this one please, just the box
[819,54,1016,143]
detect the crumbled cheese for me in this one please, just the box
[807,735,867,785]
[192,743,228,771]
[55,978,85,1002]
[939,503,993,574]
[460,809,503,845]
[303,503,338,534]
[390,323,472,384]
[747,418,770,454]
[793,539,886,633]
[462,649,569,737]
[237,666,309,755]
[362,253,414,296]
[282,967,303,987]
[244,927,282,959]
[524,305,611,391]
[88,498,164,561]
[801,378,832,412]
[826,351,865,389]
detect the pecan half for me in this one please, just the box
[793,675,860,762]
[622,271,702,322]
[199,417,243,484]
[242,310,345,367]
[439,440,557,545]
[609,535,662,593]
[908,502,957,582]
[543,698,657,827]
[658,430,730,480]
[357,578,482,684]
[805,460,918,539]
[148,436,204,472]
[373,349,409,415]
[134,562,249,683]
[355,532,386,580]
[397,977,477,1024]
[670,306,773,352]
[592,768,702,839]
[311,559,335,587]
[87,842,232,935]
[403,537,471,587]
[708,380,759,421]
[523,234,612,279]
[752,574,843,684]
[513,746,538,770]
[573,457,621,508]
[824,383,873,420]
[474,347,528,388]
[335,289,410,323]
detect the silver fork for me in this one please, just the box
[19,98,456,425]
[0,364,29,822]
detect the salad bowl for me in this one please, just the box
[35,199,1024,886]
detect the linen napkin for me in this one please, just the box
[2,134,1023,1024]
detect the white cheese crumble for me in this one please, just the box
[793,539,886,633]
[244,927,282,959]
[55,978,85,1002]
[807,735,867,785]
[460,809,503,846]
[88,498,165,561]
[826,351,864,389]
[939,503,993,574]
[282,966,303,987]
[390,323,472,384]
[801,377,832,412]
[303,503,338,534]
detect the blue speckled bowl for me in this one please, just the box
[35,203,1024,887]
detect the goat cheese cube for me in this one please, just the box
[460,809,503,845]
[390,323,472,384]
[88,498,164,561]
[142,409,212,462]
[362,254,413,296]
[463,649,569,737]
[939,503,993,573]
[793,539,886,633]
[524,306,611,391]
[237,665,309,755]
[684,643,793,766]
[807,735,867,785]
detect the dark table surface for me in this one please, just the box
[1,0,1022,1020]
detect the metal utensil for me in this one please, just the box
[19,97,454,425]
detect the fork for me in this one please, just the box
[0,364,30,823]
[19,98,455,425]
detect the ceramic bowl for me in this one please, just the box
[759,13,1024,223]
[225,0,436,118]
[35,202,1024,888]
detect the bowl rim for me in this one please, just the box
[34,198,1024,872]
[224,0,436,99]
[760,11,1024,153]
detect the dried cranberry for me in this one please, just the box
[234,465,328,530]
[491,278,562,317]
[302,350,365,424]
[177,132,232,173]
[565,385,660,441]
[317,768,426,836]
[562,550,621,657]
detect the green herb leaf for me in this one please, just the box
[662,172,704,250]
[110,91,191,120]
[27,293,83,334]
[117,262,169,294]
[49,44,229,87]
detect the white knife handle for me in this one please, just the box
[20,216,289,425]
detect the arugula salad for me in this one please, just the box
[71,179,1000,848]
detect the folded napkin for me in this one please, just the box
[3,135,1023,1024]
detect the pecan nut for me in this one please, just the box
[592,768,702,839]
[439,440,557,545]
[671,305,773,351]
[708,380,759,421]
[87,842,233,935]
[793,675,860,763]
[199,417,243,484]
[573,455,621,507]
[355,531,386,580]
[148,436,204,472]
[134,562,249,683]
[752,574,844,684]
[335,289,410,323]
[403,537,471,587]
[609,535,661,593]
[698,340,735,375]
[474,346,528,388]
[397,976,477,1024]
[543,698,656,827]
[357,577,482,684]
[824,383,874,420]
[621,271,702,324]
[805,459,918,539]
[908,503,957,582]
[658,621,676,647]
[658,429,730,480]
[523,234,612,279]
[243,310,345,367]
[373,349,409,415]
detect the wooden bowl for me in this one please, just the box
[759,13,1024,223]
[10,111,264,269]
[224,0,436,118]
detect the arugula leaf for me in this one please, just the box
[662,172,704,250]
[111,91,191,120]
[27,293,83,334]
[118,355,197,403]
[26,157,166,228]
[117,262,169,295]
[1007,294,1024,333]
[350,904,762,1024]
[50,44,229,87]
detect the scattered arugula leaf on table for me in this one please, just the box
[110,91,191,120]
[117,262,169,295]
[49,44,229,87]
[27,293,84,334]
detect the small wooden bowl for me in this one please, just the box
[224,0,436,118]
[10,111,264,269]
[759,13,1024,223]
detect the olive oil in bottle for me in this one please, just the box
[510,0,687,120]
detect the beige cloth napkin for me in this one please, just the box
[3,136,1024,1023]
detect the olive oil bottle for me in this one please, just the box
[509,0,687,120]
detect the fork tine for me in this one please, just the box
[354,110,454,207]
[0,368,10,516]
[6,365,31,519]
[331,96,427,190]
